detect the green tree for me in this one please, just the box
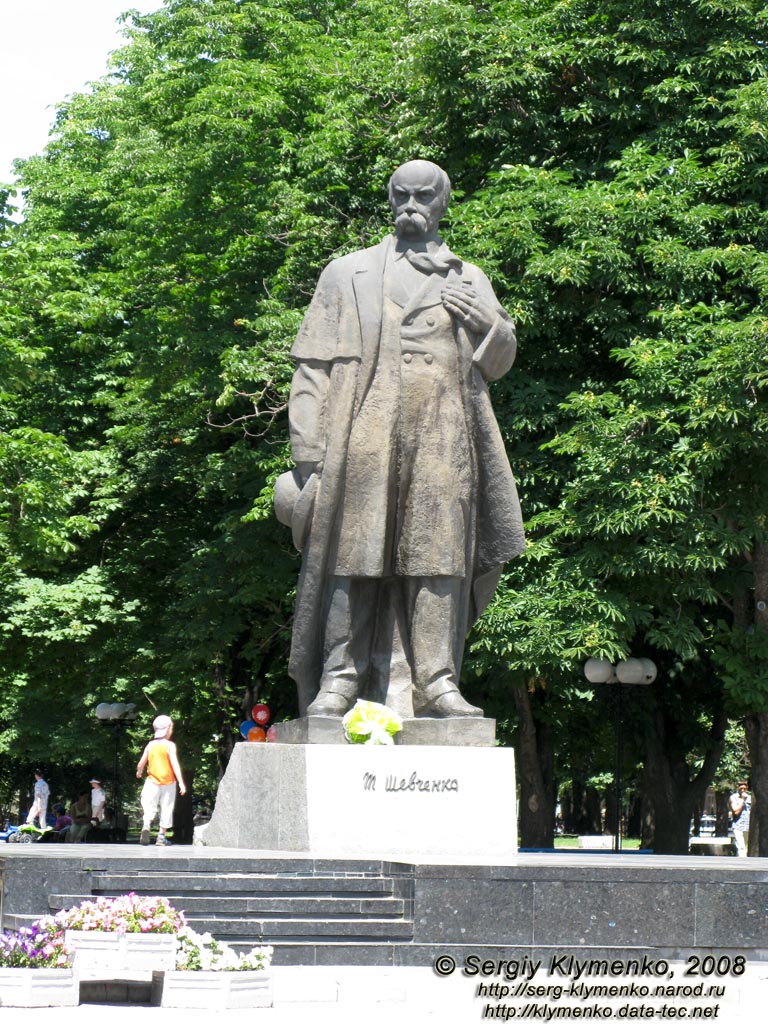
[1,0,418,791]
[434,0,768,850]
[1,0,766,855]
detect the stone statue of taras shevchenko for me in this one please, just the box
[274,160,525,720]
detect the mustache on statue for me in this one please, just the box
[395,212,427,233]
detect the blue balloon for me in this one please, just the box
[239,720,256,739]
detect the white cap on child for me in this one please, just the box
[153,715,173,739]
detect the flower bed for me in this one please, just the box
[175,927,272,972]
[39,893,182,972]
[0,893,272,1006]
[45,892,184,935]
[154,929,273,1008]
[0,925,76,1006]
[0,924,71,969]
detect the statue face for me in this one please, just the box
[390,163,446,242]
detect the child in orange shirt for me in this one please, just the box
[136,715,186,846]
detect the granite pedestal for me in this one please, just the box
[273,715,496,746]
[201,741,516,858]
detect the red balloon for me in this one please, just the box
[251,704,271,725]
[247,725,266,742]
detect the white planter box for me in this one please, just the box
[153,968,273,1009]
[0,967,78,1007]
[65,930,177,972]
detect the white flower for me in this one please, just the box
[342,700,403,745]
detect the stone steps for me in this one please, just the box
[181,916,414,940]
[87,871,397,896]
[53,893,405,917]
[4,848,766,969]
[44,861,414,962]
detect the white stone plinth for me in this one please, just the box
[202,742,516,858]
[65,930,176,971]
[152,969,273,1009]
[0,968,78,1006]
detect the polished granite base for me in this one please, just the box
[1,845,766,966]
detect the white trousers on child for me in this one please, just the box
[141,778,177,829]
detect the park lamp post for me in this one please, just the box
[94,702,137,827]
[583,657,657,853]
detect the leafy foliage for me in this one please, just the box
[1,0,767,847]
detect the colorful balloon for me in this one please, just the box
[247,725,266,742]
[266,725,277,743]
[251,704,271,725]
[239,721,256,739]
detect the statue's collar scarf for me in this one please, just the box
[394,237,462,276]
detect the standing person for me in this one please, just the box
[89,778,105,822]
[136,715,186,847]
[26,770,50,830]
[729,780,751,856]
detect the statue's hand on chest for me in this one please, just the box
[441,284,496,336]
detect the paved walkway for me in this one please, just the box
[15,963,768,1023]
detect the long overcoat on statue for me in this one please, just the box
[287,235,525,715]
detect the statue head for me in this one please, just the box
[388,160,451,242]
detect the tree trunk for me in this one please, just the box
[744,712,767,855]
[714,789,731,838]
[562,781,603,834]
[585,786,603,833]
[626,794,643,838]
[641,705,727,854]
[639,792,655,849]
[690,800,703,836]
[172,768,195,845]
[512,681,556,848]
[212,660,236,779]
[560,787,575,833]
[604,782,617,838]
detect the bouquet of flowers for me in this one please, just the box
[175,927,272,972]
[0,925,71,968]
[342,699,403,745]
[40,893,185,936]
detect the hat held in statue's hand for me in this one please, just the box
[274,469,318,552]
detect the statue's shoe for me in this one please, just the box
[306,692,350,717]
[428,691,483,718]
